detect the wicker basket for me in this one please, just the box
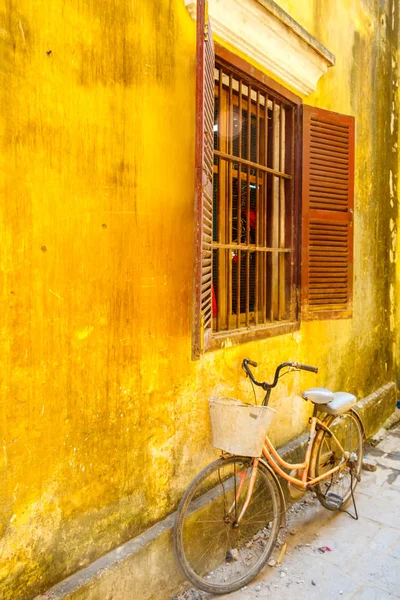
[208,397,275,457]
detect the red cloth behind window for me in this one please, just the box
[212,283,217,316]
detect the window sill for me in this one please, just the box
[208,321,300,351]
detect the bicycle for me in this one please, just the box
[173,358,363,595]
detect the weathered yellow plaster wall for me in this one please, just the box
[0,0,398,598]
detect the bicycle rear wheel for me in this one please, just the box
[174,456,281,595]
[312,411,363,510]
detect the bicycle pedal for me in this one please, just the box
[325,492,343,510]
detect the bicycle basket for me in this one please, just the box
[208,397,275,457]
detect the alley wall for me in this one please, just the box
[0,0,398,598]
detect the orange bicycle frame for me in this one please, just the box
[235,415,346,524]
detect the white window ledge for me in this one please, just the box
[185,0,335,96]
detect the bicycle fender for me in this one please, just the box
[350,407,366,440]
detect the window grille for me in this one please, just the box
[212,63,296,332]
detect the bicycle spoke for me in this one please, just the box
[195,518,227,524]
[245,483,268,506]
[190,528,225,566]
[242,503,274,521]
[239,520,273,526]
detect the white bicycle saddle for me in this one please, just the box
[302,387,357,415]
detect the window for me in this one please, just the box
[192,10,354,357]
[212,61,296,334]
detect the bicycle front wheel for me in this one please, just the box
[312,411,363,510]
[173,456,281,595]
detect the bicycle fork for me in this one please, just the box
[227,458,259,527]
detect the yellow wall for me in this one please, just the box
[0,0,398,598]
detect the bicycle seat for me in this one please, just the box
[303,388,357,415]
[324,391,357,415]
[302,388,333,404]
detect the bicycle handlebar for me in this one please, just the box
[242,358,318,391]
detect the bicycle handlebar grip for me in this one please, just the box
[297,363,318,373]
[246,359,258,368]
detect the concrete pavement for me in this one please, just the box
[178,423,400,600]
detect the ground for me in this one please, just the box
[176,424,400,600]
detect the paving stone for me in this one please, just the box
[354,494,400,529]
[369,526,400,554]
[352,552,400,596]
[377,486,400,502]
[274,556,359,599]
[375,435,400,454]
[388,450,400,459]
[363,446,386,457]
[389,539,400,560]
[350,586,398,599]
[375,456,400,471]
[313,517,380,568]
[389,473,400,489]
[356,467,392,497]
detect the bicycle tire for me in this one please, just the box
[311,411,363,510]
[173,456,281,595]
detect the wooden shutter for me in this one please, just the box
[192,1,214,358]
[301,106,355,320]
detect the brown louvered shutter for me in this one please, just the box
[192,1,214,358]
[301,106,355,320]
